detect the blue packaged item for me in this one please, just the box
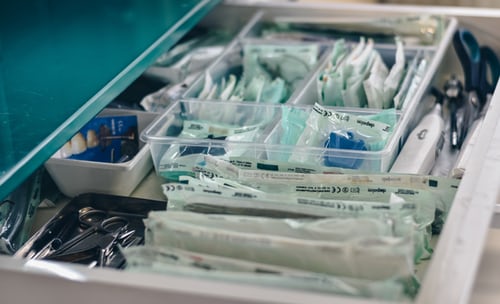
[323,132,367,169]
[67,115,139,163]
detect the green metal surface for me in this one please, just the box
[0,0,220,199]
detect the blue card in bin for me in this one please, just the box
[65,115,139,163]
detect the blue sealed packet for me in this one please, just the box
[65,115,139,163]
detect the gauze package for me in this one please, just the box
[144,211,414,281]
[124,245,413,300]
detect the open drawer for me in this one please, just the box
[1,1,500,304]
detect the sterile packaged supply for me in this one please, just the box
[124,245,416,301]
[164,175,436,229]
[145,27,238,84]
[175,161,457,216]
[316,37,406,109]
[202,155,458,229]
[248,14,447,46]
[140,73,199,113]
[144,211,415,281]
[241,12,453,121]
[211,159,458,213]
[162,175,435,261]
[141,100,407,182]
[183,40,324,103]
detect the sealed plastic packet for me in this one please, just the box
[200,154,457,216]
[144,211,415,281]
[318,37,407,109]
[382,37,406,109]
[162,178,431,261]
[156,108,274,180]
[123,245,413,300]
[243,43,319,91]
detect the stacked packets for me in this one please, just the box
[195,43,320,103]
[123,157,459,300]
[317,37,427,110]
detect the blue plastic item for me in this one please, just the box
[323,132,367,169]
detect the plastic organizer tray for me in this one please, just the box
[141,99,403,178]
[45,109,158,197]
[181,11,456,142]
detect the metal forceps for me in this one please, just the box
[452,28,500,147]
[45,207,129,266]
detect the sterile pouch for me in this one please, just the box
[197,70,288,104]
[184,154,456,239]
[318,36,408,109]
[363,52,389,109]
[382,37,406,109]
[201,154,457,215]
[154,209,403,242]
[198,72,288,103]
[317,39,348,107]
[392,55,420,110]
[124,245,413,300]
[243,43,319,90]
[145,211,414,281]
[163,178,431,261]
[148,45,225,84]
[341,38,375,108]
[262,15,444,45]
[280,106,310,147]
[398,58,428,110]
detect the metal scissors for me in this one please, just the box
[453,28,500,147]
[44,207,130,266]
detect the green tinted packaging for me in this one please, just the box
[145,211,414,281]
[124,245,411,301]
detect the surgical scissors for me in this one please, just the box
[45,207,129,266]
[453,28,500,147]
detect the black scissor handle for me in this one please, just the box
[453,29,481,91]
[479,46,500,101]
